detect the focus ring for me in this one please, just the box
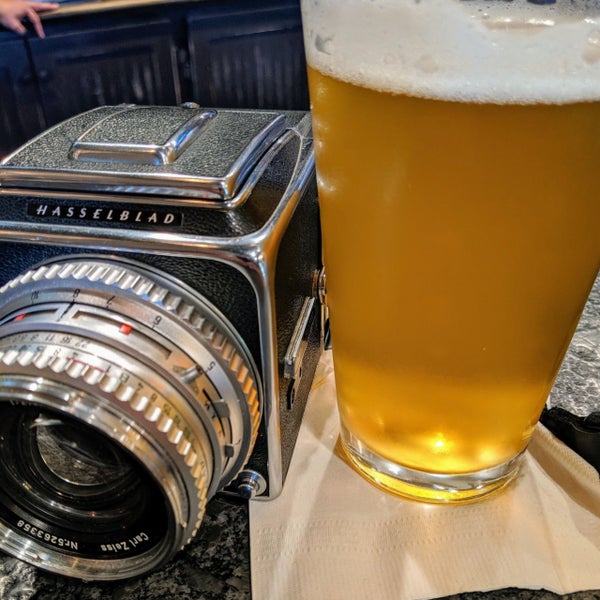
[3,259,261,451]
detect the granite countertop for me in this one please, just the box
[1,276,598,600]
[0,496,251,600]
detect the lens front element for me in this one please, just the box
[0,257,261,580]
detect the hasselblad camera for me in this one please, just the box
[0,104,324,580]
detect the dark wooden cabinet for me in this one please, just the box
[187,2,309,110]
[1,14,182,154]
[0,0,309,156]
[0,38,46,157]
[28,20,181,129]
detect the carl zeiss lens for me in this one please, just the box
[0,404,169,562]
[0,256,261,580]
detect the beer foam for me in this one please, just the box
[301,0,600,104]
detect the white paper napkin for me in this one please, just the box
[250,351,600,600]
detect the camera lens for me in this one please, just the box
[0,256,261,580]
[0,404,169,560]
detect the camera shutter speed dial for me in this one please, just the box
[0,256,262,581]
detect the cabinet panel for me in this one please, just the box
[188,3,309,110]
[28,20,181,128]
[0,39,46,156]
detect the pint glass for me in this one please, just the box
[301,0,600,502]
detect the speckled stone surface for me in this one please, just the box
[1,277,598,600]
[0,497,250,600]
[547,276,600,418]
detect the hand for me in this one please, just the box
[0,0,59,38]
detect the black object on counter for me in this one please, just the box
[541,407,600,475]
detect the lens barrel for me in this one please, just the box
[0,256,261,580]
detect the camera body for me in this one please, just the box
[0,105,323,579]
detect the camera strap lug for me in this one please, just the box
[233,469,267,500]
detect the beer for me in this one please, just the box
[302,0,600,501]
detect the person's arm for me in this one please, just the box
[0,0,58,38]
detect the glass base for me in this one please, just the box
[340,425,522,504]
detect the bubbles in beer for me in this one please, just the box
[302,0,600,103]
[584,28,600,63]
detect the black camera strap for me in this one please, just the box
[541,407,600,476]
